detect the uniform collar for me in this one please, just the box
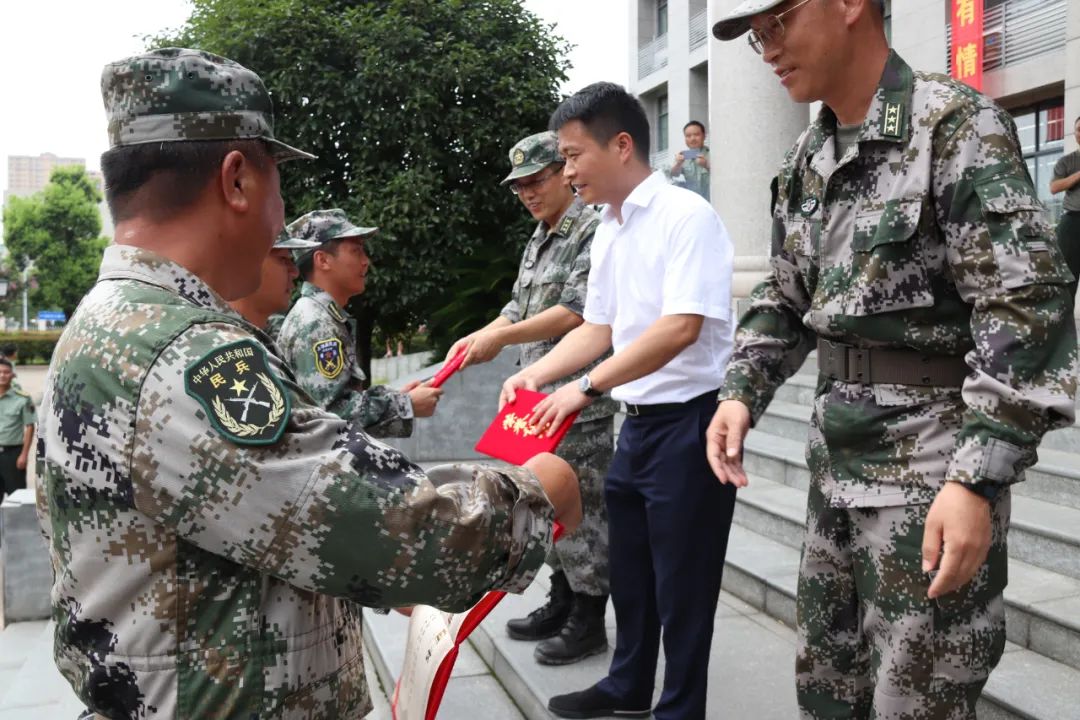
[97,244,238,317]
[537,196,589,241]
[300,281,349,324]
[808,50,914,156]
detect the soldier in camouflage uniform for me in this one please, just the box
[709,3,1078,718]
[228,231,318,333]
[445,131,615,665]
[36,47,582,720]
[277,209,442,437]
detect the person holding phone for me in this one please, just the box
[670,120,711,200]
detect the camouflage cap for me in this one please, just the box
[712,0,886,40]
[101,47,314,162]
[711,0,786,40]
[273,230,321,250]
[286,209,377,263]
[501,131,563,185]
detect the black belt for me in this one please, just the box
[0,445,23,451]
[817,339,969,387]
[623,389,719,417]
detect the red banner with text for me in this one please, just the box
[951,0,984,91]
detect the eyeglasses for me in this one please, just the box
[747,0,815,55]
[509,166,564,195]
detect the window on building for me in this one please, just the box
[656,0,668,37]
[1013,100,1066,222]
[657,95,669,153]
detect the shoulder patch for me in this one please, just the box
[184,340,290,446]
[313,338,345,379]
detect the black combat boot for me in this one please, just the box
[534,592,608,665]
[506,570,572,640]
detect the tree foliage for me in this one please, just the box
[157,0,570,363]
[2,166,108,319]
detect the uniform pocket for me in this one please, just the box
[975,175,1071,289]
[844,198,934,316]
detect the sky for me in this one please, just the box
[0,0,628,188]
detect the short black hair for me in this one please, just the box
[1074,115,1080,127]
[0,343,17,358]
[684,120,706,133]
[101,139,273,223]
[0,358,13,371]
[549,82,651,163]
[297,238,345,281]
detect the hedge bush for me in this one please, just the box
[0,331,63,364]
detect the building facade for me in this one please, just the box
[4,153,114,239]
[630,1,1078,302]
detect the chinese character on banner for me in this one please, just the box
[950,0,983,91]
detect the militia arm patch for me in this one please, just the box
[313,338,345,379]
[184,340,291,445]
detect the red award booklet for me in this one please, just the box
[474,388,579,464]
[392,524,564,720]
[427,348,466,389]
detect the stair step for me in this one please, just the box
[749,400,1080,512]
[0,622,83,714]
[732,474,1080,672]
[723,524,1080,719]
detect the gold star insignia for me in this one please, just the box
[231,379,249,396]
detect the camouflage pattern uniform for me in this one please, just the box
[717,52,1078,718]
[277,209,414,438]
[501,133,616,597]
[36,48,555,720]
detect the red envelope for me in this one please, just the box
[428,348,466,389]
[474,389,579,464]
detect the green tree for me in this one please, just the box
[159,0,570,374]
[2,166,108,320]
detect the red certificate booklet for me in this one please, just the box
[474,389,579,464]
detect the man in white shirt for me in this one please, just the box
[501,82,736,720]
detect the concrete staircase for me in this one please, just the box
[728,359,1080,720]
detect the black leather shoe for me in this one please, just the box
[535,593,608,665]
[506,570,572,640]
[548,684,652,719]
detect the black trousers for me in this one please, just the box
[597,391,737,720]
[1056,210,1080,304]
[0,444,27,500]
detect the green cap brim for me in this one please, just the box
[712,0,786,41]
[265,137,316,162]
[500,162,552,186]
[273,236,321,249]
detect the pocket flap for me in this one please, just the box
[974,176,1044,215]
[852,198,922,251]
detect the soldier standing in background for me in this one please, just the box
[277,209,441,437]
[446,131,615,665]
[709,2,1078,718]
[228,231,318,332]
[0,358,33,503]
[36,47,581,720]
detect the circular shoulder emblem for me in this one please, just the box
[800,197,819,216]
[184,340,290,446]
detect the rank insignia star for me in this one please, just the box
[184,340,291,445]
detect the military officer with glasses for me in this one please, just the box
[708,1,1077,718]
[446,131,616,666]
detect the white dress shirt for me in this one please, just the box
[583,171,734,404]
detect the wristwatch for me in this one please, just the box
[578,375,603,398]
